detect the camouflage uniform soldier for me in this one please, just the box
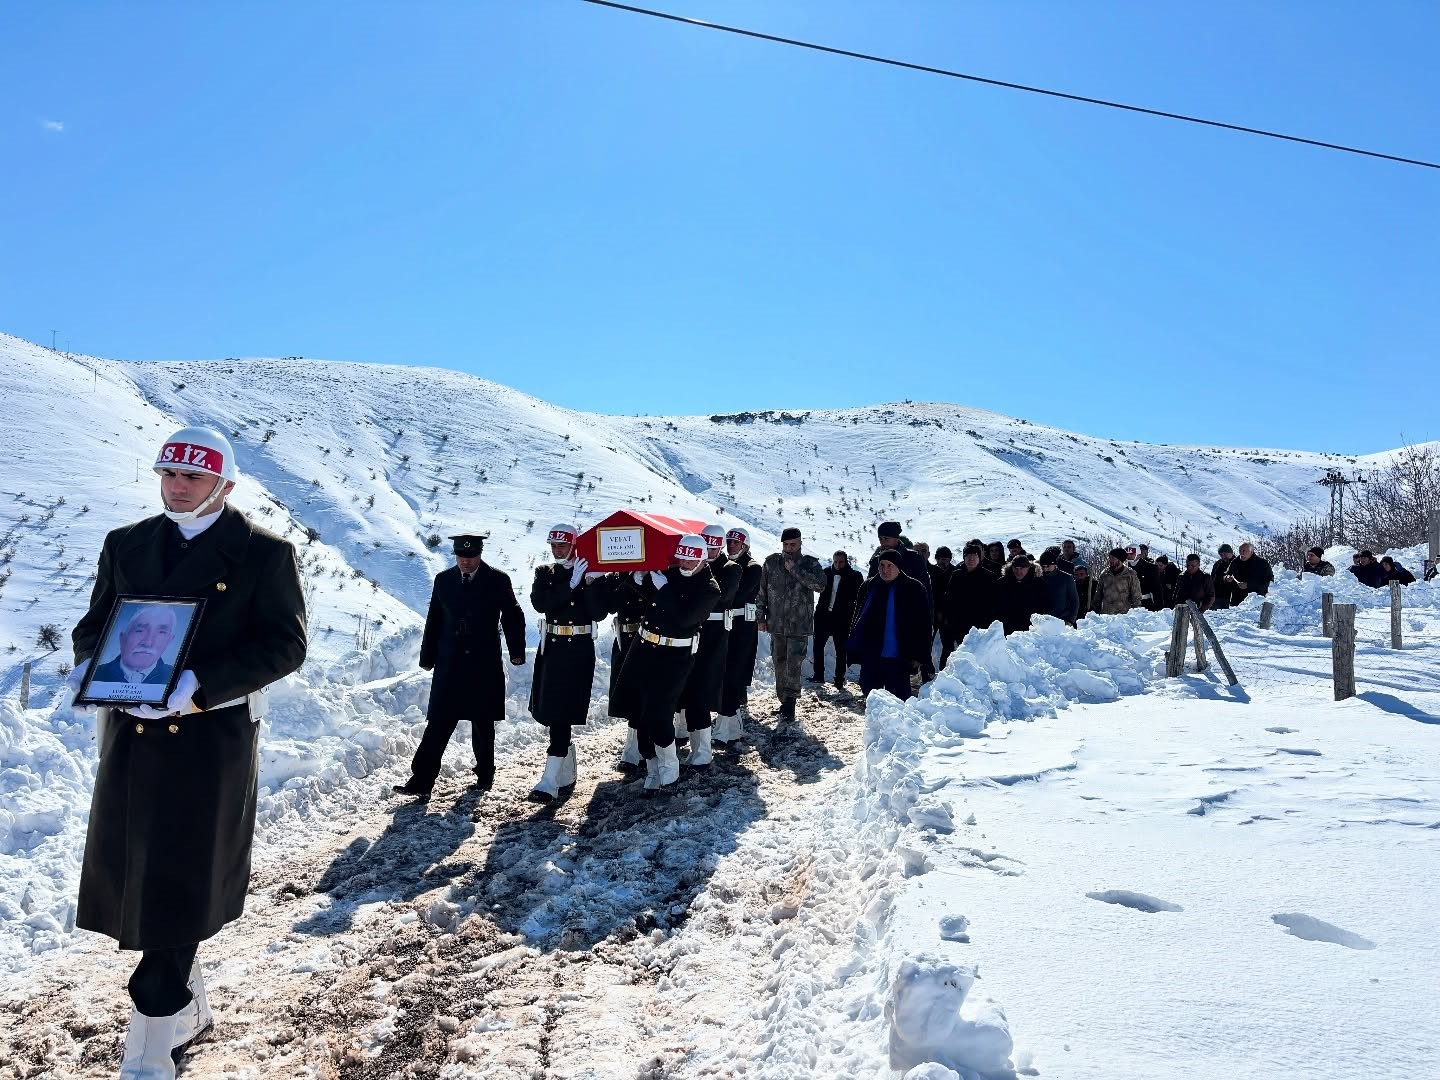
[756,527,825,727]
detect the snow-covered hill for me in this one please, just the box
[0,329,1394,706]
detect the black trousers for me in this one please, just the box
[410,715,495,789]
[919,631,937,681]
[129,942,198,1017]
[812,622,848,683]
[546,722,573,758]
[859,657,913,701]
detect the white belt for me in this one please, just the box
[545,623,593,636]
[708,610,734,629]
[212,696,246,710]
[640,628,694,648]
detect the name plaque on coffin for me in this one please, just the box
[576,510,709,573]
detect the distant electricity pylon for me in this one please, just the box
[1317,469,1368,545]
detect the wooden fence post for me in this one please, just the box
[1258,602,1274,629]
[1331,603,1356,701]
[1187,602,1238,686]
[1321,592,1334,638]
[19,662,30,709]
[1189,608,1209,672]
[1429,509,1440,580]
[1390,581,1403,650]
[1166,607,1189,677]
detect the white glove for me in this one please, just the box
[632,571,647,585]
[65,659,90,693]
[129,670,200,719]
[569,558,589,589]
[650,570,668,589]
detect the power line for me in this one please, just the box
[578,0,1439,172]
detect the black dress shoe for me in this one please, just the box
[392,780,432,800]
[471,774,494,792]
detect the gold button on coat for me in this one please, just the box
[216,582,227,592]
[168,724,179,734]
[134,723,144,734]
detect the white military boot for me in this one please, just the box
[619,727,642,768]
[712,713,738,744]
[119,1007,182,1079]
[558,745,577,792]
[643,755,660,791]
[528,755,566,803]
[655,742,681,789]
[688,726,713,767]
[170,959,213,1055]
[673,711,689,742]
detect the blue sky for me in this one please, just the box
[2,1,1435,454]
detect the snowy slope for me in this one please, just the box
[0,328,1398,706]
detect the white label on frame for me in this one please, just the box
[597,527,645,563]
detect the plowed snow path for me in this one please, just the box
[3,688,874,1079]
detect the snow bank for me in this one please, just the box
[851,610,1170,1078]
[1231,552,1440,636]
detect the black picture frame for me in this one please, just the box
[75,595,206,708]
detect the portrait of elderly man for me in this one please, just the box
[92,603,182,686]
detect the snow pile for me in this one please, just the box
[1226,552,1440,636]
[846,610,1171,1078]
[860,614,1168,824]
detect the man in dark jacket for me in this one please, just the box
[716,526,762,746]
[1211,545,1237,609]
[1379,556,1416,585]
[939,544,997,665]
[1173,554,1216,610]
[1154,555,1179,608]
[846,550,931,700]
[982,541,1006,577]
[1037,549,1079,625]
[996,554,1046,635]
[1301,547,1336,577]
[1128,546,1162,611]
[1073,563,1098,619]
[813,550,862,689]
[613,535,720,793]
[527,524,607,803]
[1224,542,1275,606]
[677,525,742,767]
[69,427,306,1074]
[869,522,934,678]
[1347,550,1386,587]
[398,532,527,799]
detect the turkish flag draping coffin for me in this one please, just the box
[576,511,709,573]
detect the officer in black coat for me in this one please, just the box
[612,534,719,794]
[595,567,655,769]
[677,525,742,766]
[69,427,306,1073]
[1211,545,1236,609]
[939,544,997,665]
[716,526,763,745]
[812,551,862,688]
[527,524,607,803]
[395,533,526,799]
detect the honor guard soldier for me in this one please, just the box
[715,526,762,746]
[610,535,719,793]
[527,524,606,803]
[596,568,655,771]
[69,426,307,1078]
[394,532,526,800]
[675,524,741,766]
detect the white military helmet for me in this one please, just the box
[701,524,727,558]
[153,426,237,522]
[547,523,579,545]
[725,526,750,549]
[674,533,707,569]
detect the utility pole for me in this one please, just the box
[1316,469,1368,545]
[50,330,58,351]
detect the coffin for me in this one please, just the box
[575,510,709,573]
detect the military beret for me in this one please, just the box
[780,527,802,542]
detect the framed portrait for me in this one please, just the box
[75,595,206,708]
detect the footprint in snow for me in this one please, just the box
[1266,726,1299,734]
[1273,747,1322,757]
[1272,913,1376,950]
[1086,889,1183,913]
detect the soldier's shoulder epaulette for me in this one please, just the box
[243,515,295,552]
